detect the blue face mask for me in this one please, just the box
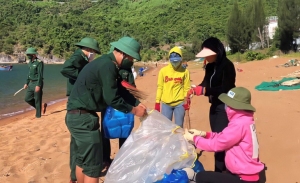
[171,61,181,68]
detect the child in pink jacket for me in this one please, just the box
[184,87,264,183]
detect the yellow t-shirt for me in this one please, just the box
[155,63,191,106]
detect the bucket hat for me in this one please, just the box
[110,37,141,61]
[75,37,101,54]
[218,87,256,112]
[25,47,38,55]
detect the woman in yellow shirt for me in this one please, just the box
[154,47,191,127]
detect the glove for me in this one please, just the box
[187,86,204,96]
[183,97,191,110]
[184,129,195,142]
[154,102,160,112]
[189,129,207,137]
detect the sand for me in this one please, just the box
[1,57,300,183]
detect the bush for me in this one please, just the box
[245,51,267,61]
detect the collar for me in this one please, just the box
[78,49,88,61]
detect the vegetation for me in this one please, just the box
[0,0,297,62]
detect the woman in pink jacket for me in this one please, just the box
[184,87,264,183]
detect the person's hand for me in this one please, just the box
[183,97,191,110]
[189,129,206,137]
[131,105,147,117]
[184,129,195,142]
[23,84,28,89]
[154,102,160,112]
[35,86,40,92]
[187,86,204,96]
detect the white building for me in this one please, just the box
[267,16,278,39]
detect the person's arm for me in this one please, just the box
[183,70,191,96]
[61,52,87,80]
[193,124,242,152]
[100,63,134,113]
[36,61,44,87]
[25,63,30,85]
[205,61,236,96]
[155,69,164,103]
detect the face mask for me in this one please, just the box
[171,61,181,68]
[88,52,95,61]
[121,58,133,69]
[27,55,33,60]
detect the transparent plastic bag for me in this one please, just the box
[105,110,196,183]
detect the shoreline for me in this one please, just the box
[0,65,154,125]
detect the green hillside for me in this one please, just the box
[0,0,278,59]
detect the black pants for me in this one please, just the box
[209,103,229,172]
[196,171,258,183]
[101,110,127,163]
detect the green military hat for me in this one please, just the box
[218,87,256,112]
[75,37,101,54]
[110,36,141,61]
[108,45,114,54]
[26,47,38,55]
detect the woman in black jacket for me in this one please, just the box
[188,37,236,172]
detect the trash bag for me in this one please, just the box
[155,169,189,183]
[105,110,196,183]
[103,106,134,139]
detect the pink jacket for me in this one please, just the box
[193,107,264,181]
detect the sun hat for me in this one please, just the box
[218,87,256,112]
[75,37,101,54]
[110,37,141,61]
[25,47,38,55]
[196,47,216,58]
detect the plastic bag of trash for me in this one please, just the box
[155,169,189,183]
[105,110,196,183]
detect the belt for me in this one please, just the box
[67,109,93,114]
[30,80,37,82]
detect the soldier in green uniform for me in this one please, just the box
[101,46,138,169]
[61,37,100,96]
[60,37,100,183]
[23,47,47,118]
[65,36,147,183]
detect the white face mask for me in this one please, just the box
[88,52,95,61]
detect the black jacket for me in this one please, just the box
[199,58,236,104]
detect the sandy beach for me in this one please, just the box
[1,57,300,183]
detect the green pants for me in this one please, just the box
[66,111,103,178]
[24,81,43,118]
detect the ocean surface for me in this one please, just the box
[0,64,67,119]
[0,63,144,120]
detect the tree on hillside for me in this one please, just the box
[226,1,243,53]
[246,0,266,48]
[277,0,299,53]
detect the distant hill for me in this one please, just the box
[0,0,278,60]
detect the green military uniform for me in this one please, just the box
[65,37,141,178]
[24,48,44,118]
[60,37,100,182]
[60,49,89,96]
[101,47,138,164]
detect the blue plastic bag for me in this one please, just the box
[193,160,205,173]
[155,169,189,183]
[103,106,134,139]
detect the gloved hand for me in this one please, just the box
[183,97,191,110]
[184,129,195,142]
[154,102,160,112]
[189,129,207,137]
[187,86,204,96]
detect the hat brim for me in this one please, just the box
[110,42,141,61]
[75,43,101,54]
[196,48,216,58]
[26,52,38,55]
[218,93,256,112]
